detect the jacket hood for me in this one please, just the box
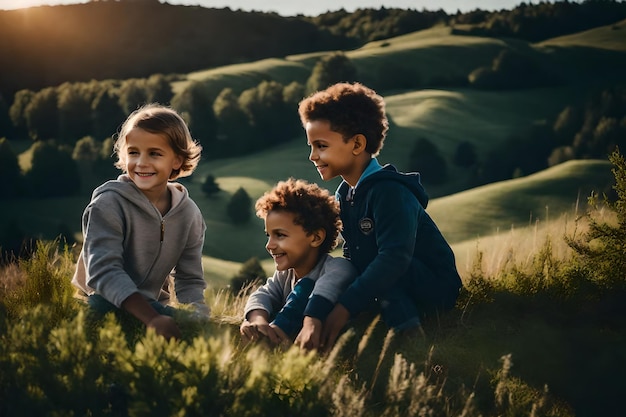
[358,164,429,209]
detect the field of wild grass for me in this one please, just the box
[1,150,625,417]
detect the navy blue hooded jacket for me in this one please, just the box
[335,162,462,316]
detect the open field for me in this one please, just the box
[5,19,625,288]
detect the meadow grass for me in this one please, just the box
[6,18,622,273]
[538,17,626,52]
[2,197,622,417]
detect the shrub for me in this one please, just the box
[453,140,478,168]
[408,137,448,185]
[25,141,81,198]
[229,257,266,295]
[202,173,221,196]
[566,148,626,289]
[227,187,252,224]
[306,52,358,94]
[0,137,22,199]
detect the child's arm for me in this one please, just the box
[171,213,209,316]
[241,270,290,344]
[122,293,181,340]
[270,278,315,339]
[295,257,357,350]
[320,303,351,351]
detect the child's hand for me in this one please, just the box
[294,316,322,351]
[321,304,350,352]
[268,323,290,346]
[240,318,267,342]
[147,315,182,340]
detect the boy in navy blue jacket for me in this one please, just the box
[298,82,462,350]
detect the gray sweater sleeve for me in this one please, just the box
[310,257,357,303]
[303,256,357,320]
[243,270,291,319]
[82,195,139,308]
[171,209,207,307]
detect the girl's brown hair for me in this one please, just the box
[114,103,202,179]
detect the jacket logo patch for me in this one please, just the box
[359,217,374,235]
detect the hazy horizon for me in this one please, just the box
[0,0,561,16]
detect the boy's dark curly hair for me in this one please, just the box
[298,82,389,157]
[255,178,342,254]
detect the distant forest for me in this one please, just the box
[1,0,626,102]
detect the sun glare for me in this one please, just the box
[0,1,85,11]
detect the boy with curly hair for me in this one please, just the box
[298,82,463,350]
[240,178,356,348]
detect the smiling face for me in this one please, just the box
[264,210,324,278]
[305,119,369,187]
[124,127,183,203]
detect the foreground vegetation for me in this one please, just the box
[1,150,625,416]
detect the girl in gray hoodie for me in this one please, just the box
[72,104,209,340]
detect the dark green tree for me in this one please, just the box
[0,138,22,199]
[0,221,34,264]
[409,137,448,185]
[93,136,119,180]
[566,148,626,289]
[9,89,34,139]
[201,173,221,196]
[0,94,13,139]
[213,87,251,155]
[57,83,92,145]
[238,81,294,149]
[229,257,266,295]
[118,78,148,115]
[226,186,252,224]
[146,74,173,105]
[25,141,81,198]
[553,105,582,146]
[92,89,125,141]
[306,52,358,94]
[24,87,59,141]
[453,140,478,168]
[170,81,217,149]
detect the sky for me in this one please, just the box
[0,0,550,16]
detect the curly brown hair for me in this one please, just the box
[114,103,202,180]
[255,178,342,254]
[298,82,389,157]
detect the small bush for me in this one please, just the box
[227,187,252,224]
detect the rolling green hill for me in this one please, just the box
[5,20,625,289]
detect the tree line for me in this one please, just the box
[2,1,626,105]
[0,52,358,199]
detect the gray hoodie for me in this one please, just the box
[72,175,209,315]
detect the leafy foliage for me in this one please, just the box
[201,173,221,196]
[227,187,252,224]
[0,138,22,199]
[25,141,81,198]
[229,257,266,295]
[408,137,448,185]
[306,52,358,94]
[566,148,626,289]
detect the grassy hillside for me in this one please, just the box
[6,20,624,289]
[428,159,612,244]
[538,17,626,52]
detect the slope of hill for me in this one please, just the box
[428,159,613,245]
[5,19,624,287]
[538,18,626,51]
